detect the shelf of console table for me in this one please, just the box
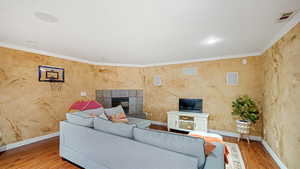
[167,111,209,132]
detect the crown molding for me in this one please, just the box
[0,42,142,67]
[261,12,300,53]
[141,52,261,67]
[0,41,262,67]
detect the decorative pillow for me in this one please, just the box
[105,105,127,122]
[104,105,124,116]
[109,112,128,123]
[82,108,106,119]
[98,112,108,120]
[111,117,129,123]
[204,142,216,156]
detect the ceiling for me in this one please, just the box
[0,0,299,66]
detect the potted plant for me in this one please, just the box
[231,95,259,136]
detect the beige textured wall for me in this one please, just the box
[0,46,265,147]
[143,56,264,136]
[0,47,143,146]
[262,23,300,169]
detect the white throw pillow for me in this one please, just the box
[81,108,108,120]
[104,105,124,116]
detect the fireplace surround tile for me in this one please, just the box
[103,90,111,97]
[137,90,143,97]
[112,90,129,97]
[96,90,144,116]
[128,90,137,97]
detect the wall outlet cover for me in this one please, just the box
[80,91,87,96]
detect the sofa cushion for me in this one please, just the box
[94,118,135,139]
[127,117,151,128]
[104,105,124,116]
[133,128,206,169]
[66,113,94,127]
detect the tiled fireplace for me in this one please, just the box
[96,90,145,119]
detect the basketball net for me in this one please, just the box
[49,78,63,95]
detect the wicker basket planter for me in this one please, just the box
[236,120,251,134]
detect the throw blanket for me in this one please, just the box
[188,133,229,164]
[69,100,103,111]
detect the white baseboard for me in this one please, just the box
[208,129,262,141]
[261,140,287,169]
[0,132,59,152]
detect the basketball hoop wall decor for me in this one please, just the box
[38,65,64,82]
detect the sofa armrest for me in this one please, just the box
[203,142,225,169]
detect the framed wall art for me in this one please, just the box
[38,65,64,82]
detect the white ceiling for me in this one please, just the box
[0,0,299,66]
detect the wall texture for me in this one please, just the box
[0,45,265,147]
[262,23,300,169]
[0,47,143,146]
[143,56,264,136]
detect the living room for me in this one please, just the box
[0,1,299,169]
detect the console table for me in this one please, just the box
[167,111,209,132]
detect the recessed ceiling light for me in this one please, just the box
[202,36,223,45]
[34,12,59,23]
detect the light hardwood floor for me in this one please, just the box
[0,125,279,169]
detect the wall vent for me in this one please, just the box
[227,72,238,86]
[277,11,297,22]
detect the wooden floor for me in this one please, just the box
[0,125,279,169]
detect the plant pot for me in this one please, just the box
[236,120,251,134]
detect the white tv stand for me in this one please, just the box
[167,111,209,132]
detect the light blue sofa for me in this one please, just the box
[60,118,224,169]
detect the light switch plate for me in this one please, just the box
[80,91,87,96]
[153,75,161,86]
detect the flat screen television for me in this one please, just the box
[179,98,202,113]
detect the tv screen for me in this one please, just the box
[179,98,202,113]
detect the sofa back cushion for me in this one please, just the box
[133,128,206,169]
[94,118,135,139]
[66,113,94,127]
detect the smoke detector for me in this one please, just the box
[277,11,298,23]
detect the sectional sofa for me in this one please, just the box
[60,117,224,169]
